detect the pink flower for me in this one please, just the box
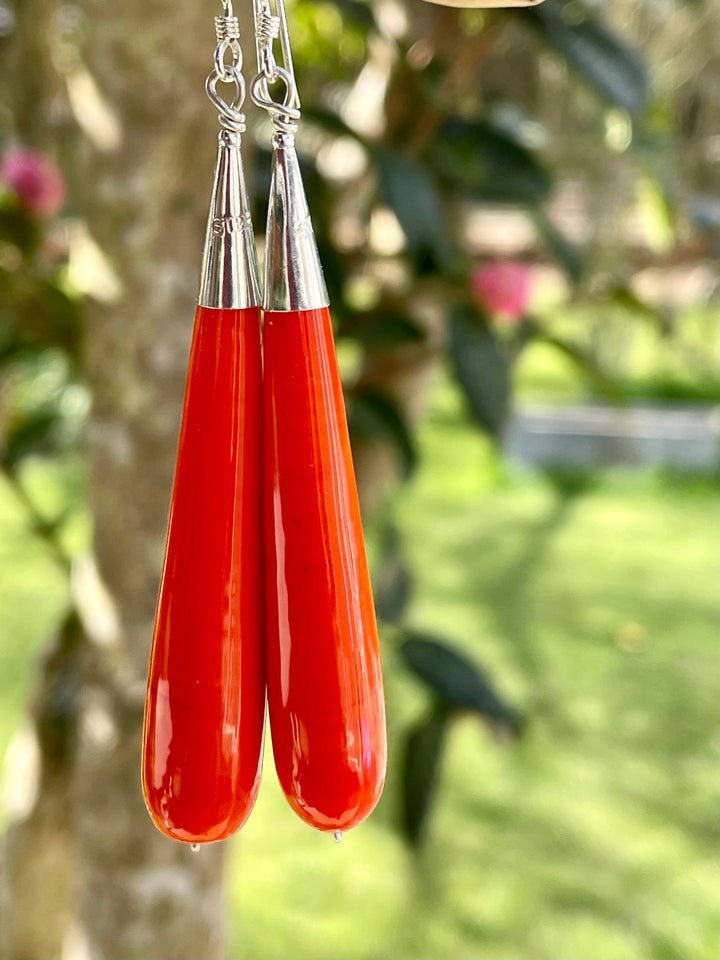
[471,260,532,321]
[0,147,66,219]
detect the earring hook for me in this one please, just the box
[251,0,301,129]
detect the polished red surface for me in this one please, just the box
[263,306,387,833]
[142,305,265,844]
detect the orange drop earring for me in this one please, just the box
[142,2,265,844]
[250,0,387,838]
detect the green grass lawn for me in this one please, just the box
[0,376,717,960]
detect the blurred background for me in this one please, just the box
[0,0,718,958]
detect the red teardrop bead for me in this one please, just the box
[263,306,387,833]
[142,305,265,844]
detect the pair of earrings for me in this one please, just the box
[141,0,386,845]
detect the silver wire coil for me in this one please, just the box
[255,10,280,46]
[215,15,240,42]
[213,14,243,83]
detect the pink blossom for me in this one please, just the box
[471,260,532,321]
[0,147,66,219]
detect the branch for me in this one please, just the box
[0,459,71,574]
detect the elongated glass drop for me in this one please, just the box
[142,305,264,843]
[263,304,387,832]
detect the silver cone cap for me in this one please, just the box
[264,135,329,312]
[198,130,261,309]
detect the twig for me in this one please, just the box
[0,459,72,574]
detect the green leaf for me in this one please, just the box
[3,278,84,357]
[429,119,552,205]
[31,281,83,357]
[526,1,650,115]
[401,705,450,847]
[373,523,412,624]
[35,609,84,766]
[0,200,42,256]
[339,313,426,348]
[608,283,661,321]
[0,326,28,366]
[325,0,377,32]
[315,235,346,314]
[303,103,372,144]
[449,308,510,439]
[2,409,62,467]
[377,148,449,260]
[400,631,524,736]
[347,387,417,478]
[534,325,622,401]
[302,105,370,146]
[532,208,584,285]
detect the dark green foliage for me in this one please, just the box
[377,148,450,262]
[532,323,623,401]
[0,164,85,579]
[35,609,85,776]
[401,704,450,846]
[428,118,552,205]
[527,0,650,114]
[339,312,425,348]
[394,617,524,847]
[0,202,42,258]
[399,633,523,846]
[531,208,584,286]
[449,308,511,439]
[373,522,412,624]
[1,408,63,468]
[347,387,418,478]
[401,632,524,737]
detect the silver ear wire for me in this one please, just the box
[198,1,261,310]
[251,0,300,122]
[249,0,328,313]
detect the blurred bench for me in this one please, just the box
[506,404,720,470]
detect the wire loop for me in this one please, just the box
[207,1,246,130]
[250,68,300,135]
[250,0,300,131]
[206,68,247,133]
